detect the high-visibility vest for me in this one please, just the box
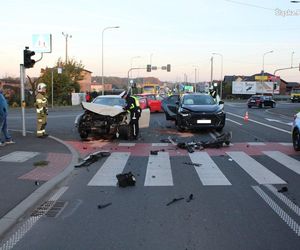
[129,96,140,110]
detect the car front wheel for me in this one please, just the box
[271,103,276,108]
[293,129,300,151]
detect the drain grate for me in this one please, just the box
[45,201,67,217]
[30,200,67,218]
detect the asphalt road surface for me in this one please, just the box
[2,102,300,250]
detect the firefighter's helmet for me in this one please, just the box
[37,83,47,92]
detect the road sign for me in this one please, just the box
[32,34,52,53]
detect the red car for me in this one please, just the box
[136,94,163,112]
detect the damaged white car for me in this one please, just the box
[75,95,150,139]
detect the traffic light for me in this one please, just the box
[146,64,151,72]
[23,48,35,68]
[167,64,171,72]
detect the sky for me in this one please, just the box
[0,0,300,83]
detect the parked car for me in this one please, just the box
[136,93,163,112]
[247,95,276,108]
[75,95,150,139]
[292,112,300,151]
[163,93,225,132]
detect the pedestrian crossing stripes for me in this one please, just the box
[144,152,173,186]
[84,150,300,187]
[189,152,232,186]
[88,152,130,186]
[226,152,286,185]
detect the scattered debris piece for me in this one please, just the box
[228,158,233,161]
[166,197,184,206]
[83,146,87,150]
[150,149,165,155]
[160,138,170,143]
[97,202,112,209]
[278,187,288,193]
[175,132,232,153]
[151,150,158,155]
[186,194,194,202]
[75,151,111,168]
[33,160,49,167]
[167,136,178,146]
[116,172,136,187]
[35,181,40,186]
[152,176,156,178]
[183,162,201,167]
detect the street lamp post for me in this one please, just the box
[291,51,295,68]
[62,32,72,63]
[210,56,214,87]
[101,26,120,95]
[212,53,223,99]
[262,50,274,90]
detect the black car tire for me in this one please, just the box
[259,103,264,108]
[271,102,276,108]
[176,117,185,132]
[79,130,88,139]
[248,105,251,108]
[216,127,224,132]
[293,129,300,151]
[165,113,172,120]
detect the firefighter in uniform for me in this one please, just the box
[121,91,141,139]
[36,83,48,138]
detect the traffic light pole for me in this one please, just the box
[272,66,299,96]
[20,64,26,136]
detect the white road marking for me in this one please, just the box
[0,186,68,250]
[265,185,300,217]
[265,118,293,126]
[252,186,300,237]
[144,152,173,186]
[118,143,136,147]
[279,143,293,146]
[227,151,286,184]
[152,143,169,146]
[227,112,291,134]
[0,151,39,163]
[189,152,232,186]
[226,118,242,126]
[247,142,266,146]
[263,151,300,175]
[88,152,130,186]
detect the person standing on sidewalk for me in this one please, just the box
[0,81,15,146]
[36,83,48,138]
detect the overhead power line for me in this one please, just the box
[224,0,275,11]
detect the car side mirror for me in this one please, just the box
[219,100,224,105]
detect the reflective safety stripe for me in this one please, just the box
[38,119,43,122]
[36,107,44,113]
[36,99,47,104]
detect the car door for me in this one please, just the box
[162,95,180,119]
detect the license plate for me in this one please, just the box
[250,100,255,103]
[197,119,211,124]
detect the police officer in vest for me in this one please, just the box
[36,83,48,138]
[121,91,141,140]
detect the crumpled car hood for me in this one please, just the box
[82,102,124,117]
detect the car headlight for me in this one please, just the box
[216,110,224,115]
[178,108,191,117]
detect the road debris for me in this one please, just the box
[175,132,232,153]
[75,151,111,168]
[150,149,165,155]
[186,194,194,202]
[116,172,136,187]
[278,187,288,193]
[33,160,49,167]
[97,202,112,209]
[166,197,185,206]
[183,162,201,167]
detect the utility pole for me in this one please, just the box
[62,32,72,63]
[210,56,214,87]
[20,64,26,136]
